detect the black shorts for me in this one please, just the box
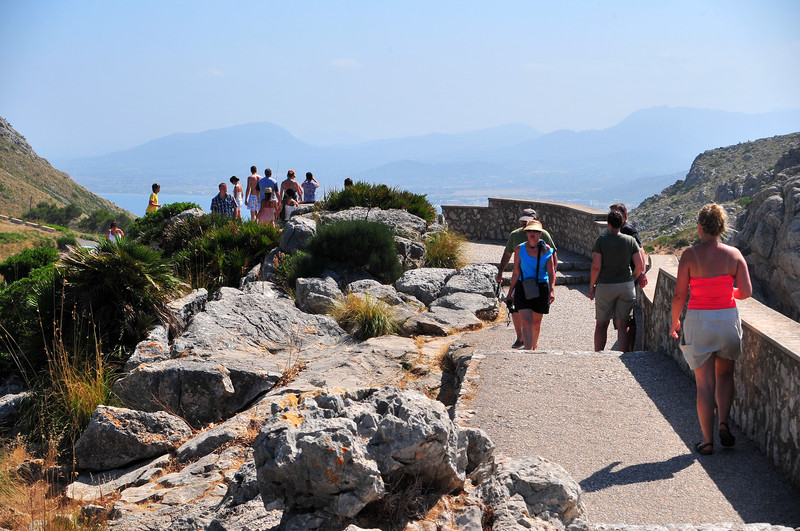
[513,282,550,314]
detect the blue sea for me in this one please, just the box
[101,193,211,217]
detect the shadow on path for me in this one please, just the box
[620,351,800,526]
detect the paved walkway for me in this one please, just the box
[457,241,800,526]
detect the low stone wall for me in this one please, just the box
[441,198,606,259]
[642,256,800,489]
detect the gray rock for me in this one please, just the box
[439,263,497,299]
[317,207,427,240]
[124,325,170,372]
[430,292,499,321]
[346,279,405,306]
[114,355,282,428]
[395,236,426,270]
[296,276,344,314]
[403,307,483,336]
[480,455,586,528]
[253,388,469,521]
[280,216,317,254]
[74,406,193,471]
[0,390,28,434]
[168,288,208,331]
[66,454,171,502]
[395,268,455,306]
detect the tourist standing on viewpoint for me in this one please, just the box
[589,210,644,352]
[258,168,279,204]
[257,190,280,226]
[146,183,160,215]
[301,172,320,203]
[279,188,299,223]
[671,203,752,455]
[245,166,261,221]
[230,176,244,219]
[280,170,304,202]
[496,209,558,348]
[609,202,648,351]
[211,182,236,217]
[505,220,556,350]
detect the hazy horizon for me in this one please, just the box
[2,1,799,160]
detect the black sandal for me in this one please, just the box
[719,422,736,447]
[695,441,714,455]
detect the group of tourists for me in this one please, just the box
[499,202,751,455]
[210,166,321,225]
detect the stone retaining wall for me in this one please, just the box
[642,256,800,489]
[441,198,607,259]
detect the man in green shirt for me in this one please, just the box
[496,209,557,348]
[589,210,644,352]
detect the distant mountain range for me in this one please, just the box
[55,106,800,209]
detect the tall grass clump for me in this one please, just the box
[173,218,281,292]
[295,220,402,285]
[321,182,436,222]
[424,229,467,269]
[330,293,401,340]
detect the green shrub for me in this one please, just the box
[59,238,184,349]
[271,250,314,294]
[23,201,82,226]
[424,230,466,269]
[320,182,436,222]
[78,208,133,233]
[330,293,401,340]
[0,233,27,244]
[736,196,753,208]
[127,201,201,243]
[300,220,402,285]
[173,218,281,292]
[55,232,77,250]
[0,246,58,283]
[158,213,231,258]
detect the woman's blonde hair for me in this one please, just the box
[698,203,727,237]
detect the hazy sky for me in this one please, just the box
[2,0,799,159]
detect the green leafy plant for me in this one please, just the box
[59,238,185,349]
[23,201,82,227]
[320,182,436,222]
[173,218,281,292]
[424,229,467,269]
[56,232,78,250]
[301,220,403,285]
[329,293,401,340]
[0,245,58,283]
[126,201,201,244]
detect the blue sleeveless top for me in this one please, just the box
[517,241,552,283]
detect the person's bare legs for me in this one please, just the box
[531,312,544,350]
[715,357,736,426]
[512,311,523,343]
[519,309,534,349]
[615,317,631,352]
[594,320,609,351]
[694,355,717,447]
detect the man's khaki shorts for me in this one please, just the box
[594,281,635,321]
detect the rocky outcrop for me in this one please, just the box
[731,148,800,321]
[74,406,193,471]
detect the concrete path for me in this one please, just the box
[457,241,800,526]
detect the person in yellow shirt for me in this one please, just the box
[146,183,161,214]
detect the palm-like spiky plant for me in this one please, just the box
[59,238,185,347]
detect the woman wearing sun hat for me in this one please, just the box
[505,219,557,350]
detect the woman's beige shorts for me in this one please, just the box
[680,307,742,370]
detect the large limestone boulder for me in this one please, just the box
[480,455,586,529]
[395,268,455,306]
[295,276,344,314]
[253,388,471,525]
[280,216,317,254]
[317,207,427,240]
[439,263,497,299]
[74,406,193,471]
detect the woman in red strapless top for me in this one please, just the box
[671,204,752,455]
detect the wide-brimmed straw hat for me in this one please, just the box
[523,220,543,232]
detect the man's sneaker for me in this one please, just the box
[511,340,524,349]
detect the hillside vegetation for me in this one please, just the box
[632,132,800,249]
[0,116,130,219]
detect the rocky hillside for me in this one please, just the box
[632,132,800,242]
[0,116,130,219]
